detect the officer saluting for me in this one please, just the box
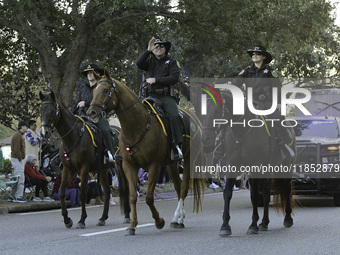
[136,37,183,160]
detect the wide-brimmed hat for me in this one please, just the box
[154,37,171,54]
[247,45,272,64]
[81,64,104,76]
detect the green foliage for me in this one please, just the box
[0,159,13,174]
[0,0,339,129]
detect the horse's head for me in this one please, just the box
[39,91,60,138]
[87,68,118,123]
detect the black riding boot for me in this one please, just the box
[171,144,183,161]
[275,124,295,159]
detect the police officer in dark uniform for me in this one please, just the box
[233,45,295,158]
[74,63,115,162]
[74,64,104,116]
[136,37,183,160]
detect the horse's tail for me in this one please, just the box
[271,178,296,214]
[192,177,205,213]
[191,147,205,213]
[117,159,130,217]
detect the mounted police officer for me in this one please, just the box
[232,45,295,159]
[136,37,183,160]
[74,63,115,162]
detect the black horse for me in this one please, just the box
[201,90,296,236]
[39,91,129,228]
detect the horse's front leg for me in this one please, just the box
[247,178,260,235]
[60,169,74,228]
[77,171,89,229]
[259,179,271,231]
[220,178,236,237]
[117,160,131,223]
[123,161,139,236]
[145,164,165,230]
[97,168,110,226]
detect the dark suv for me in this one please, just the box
[291,116,340,206]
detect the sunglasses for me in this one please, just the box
[252,52,263,56]
[154,44,165,49]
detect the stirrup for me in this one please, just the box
[171,145,183,161]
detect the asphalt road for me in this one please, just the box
[1,190,339,255]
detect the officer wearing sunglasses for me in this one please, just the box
[231,45,295,159]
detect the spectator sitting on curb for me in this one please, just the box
[52,174,81,207]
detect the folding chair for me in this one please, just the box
[23,176,36,201]
[0,175,20,200]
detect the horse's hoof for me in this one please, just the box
[170,222,180,228]
[156,218,165,229]
[76,223,85,229]
[125,228,135,236]
[123,218,131,224]
[96,220,105,226]
[284,218,293,228]
[247,226,259,235]
[219,226,232,237]
[65,219,73,228]
[178,223,185,228]
[259,224,268,231]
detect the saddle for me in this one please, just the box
[143,97,198,156]
[76,116,120,164]
[257,115,295,161]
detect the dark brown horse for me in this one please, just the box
[201,90,296,236]
[87,68,205,235]
[39,91,127,228]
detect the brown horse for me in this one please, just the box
[87,68,204,235]
[39,91,124,229]
[201,90,296,236]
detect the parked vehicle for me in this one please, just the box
[291,116,340,206]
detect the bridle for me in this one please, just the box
[89,78,140,116]
[41,100,61,133]
[41,99,79,140]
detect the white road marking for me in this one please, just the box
[79,223,154,237]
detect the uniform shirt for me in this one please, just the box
[74,83,96,116]
[136,50,180,90]
[233,63,282,103]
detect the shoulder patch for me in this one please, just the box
[238,69,245,76]
[271,70,279,78]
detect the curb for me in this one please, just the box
[0,186,224,215]
[0,201,72,214]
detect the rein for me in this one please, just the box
[41,100,85,160]
[90,78,152,166]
